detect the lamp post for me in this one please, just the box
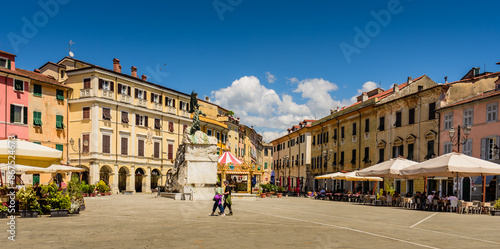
[69,138,88,170]
[448,125,471,152]
[322,149,332,190]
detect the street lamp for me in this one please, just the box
[70,138,88,169]
[448,125,471,152]
[322,149,332,190]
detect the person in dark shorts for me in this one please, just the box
[223,181,233,216]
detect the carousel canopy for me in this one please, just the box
[218,151,242,165]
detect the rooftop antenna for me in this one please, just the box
[67,40,75,57]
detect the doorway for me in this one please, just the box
[462,177,471,201]
[135,168,144,192]
[118,167,128,192]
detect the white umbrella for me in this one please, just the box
[0,163,51,174]
[46,164,87,173]
[0,139,62,168]
[356,157,418,178]
[315,172,345,179]
[400,152,500,177]
[341,171,383,182]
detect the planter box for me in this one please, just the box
[491,210,500,216]
[20,210,39,218]
[50,209,69,217]
[0,212,8,218]
[277,193,283,198]
[260,193,266,198]
[265,193,271,197]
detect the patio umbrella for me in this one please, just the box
[0,139,62,168]
[46,164,87,173]
[356,157,418,178]
[315,172,345,179]
[0,163,51,174]
[341,171,383,181]
[399,152,500,178]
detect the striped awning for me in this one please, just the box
[218,151,242,165]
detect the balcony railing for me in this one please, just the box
[119,94,132,104]
[101,90,114,99]
[80,89,92,98]
[153,103,162,111]
[136,99,147,107]
[167,106,176,114]
[180,110,190,118]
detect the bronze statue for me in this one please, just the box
[189,91,205,134]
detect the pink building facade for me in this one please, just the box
[438,87,500,201]
[0,50,29,140]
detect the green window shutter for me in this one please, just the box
[56,89,64,100]
[23,106,28,124]
[56,115,64,129]
[33,111,42,126]
[33,142,41,145]
[264,162,268,169]
[56,144,63,151]
[7,59,11,69]
[34,84,42,96]
[10,105,15,123]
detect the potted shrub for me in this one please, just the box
[96,180,109,195]
[276,186,285,198]
[16,187,40,218]
[47,191,71,217]
[491,199,500,216]
[67,174,83,214]
[0,202,8,218]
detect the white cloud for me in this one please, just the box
[293,78,339,117]
[211,76,378,142]
[265,72,276,83]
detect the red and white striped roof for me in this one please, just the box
[218,151,242,165]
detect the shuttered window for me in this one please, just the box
[10,105,26,124]
[14,80,24,91]
[364,119,370,132]
[486,102,498,122]
[121,111,129,123]
[168,144,174,159]
[56,144,63,152]
[444,112,453,130]
[428,102,436,120]
[443,142,453,154]
[33,111,42,126]
[33,84,42,96]
[121,137,128,155]
[352,123,357,135]
[56,89,64,100]
[83,107,90,119]
[408,108,415,125]
[138,140,145,157]
[83,78,91,89]
[102,135,111,154]
[169,121,174,132]
[56,115,65,129]
[154,118,161,129]
[463,108,473,127]
[379,116,385,131]
[102,108,111,120]
[154,141,160,158]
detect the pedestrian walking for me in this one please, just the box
[211,182,225,216]
[223,181,233,216]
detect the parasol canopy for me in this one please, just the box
[341,171,383,181]
[315,172,345,179]
[0,139,62,168]
[0,163,50,174]
[218,151,242,165]
[356,157,418,178]
[400,152,500,178]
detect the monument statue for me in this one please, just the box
[189,91,206,135]
[163,90,218,200]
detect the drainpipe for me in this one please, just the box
[4,74,9,139]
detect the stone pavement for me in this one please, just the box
[2,194,500,248]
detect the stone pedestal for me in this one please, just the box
[165,130,218,201]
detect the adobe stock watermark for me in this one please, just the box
[339,0,407,64]
[145,64,170,84]
[213,0,243,21]
[7,0,70,53]
[6,136,17,242]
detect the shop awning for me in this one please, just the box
[218,151,242,165]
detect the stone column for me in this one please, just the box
[146,167,151,193]
[113,164,119,193]
[129,165,135,192]
[90,162,99,185]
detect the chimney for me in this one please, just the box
[361,92,368,102]
[445,76,448,84]
[113,58,121,73]
[141,75,147,81]
[407,76,412,84]
[131,66,137,77]
[393,83,399,92]
[205,96,210,101]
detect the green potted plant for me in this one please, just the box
[96,180,109,195]
[491,199,500,216]
[86,184,96,197]
[47,191,71,217]
[276,186,285,198]
[16,187,41,218]
[0,202,8,218]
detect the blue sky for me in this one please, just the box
[2,0,500,141]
